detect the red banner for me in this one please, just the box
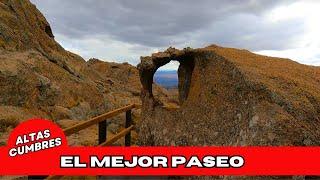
[0,119,319,176]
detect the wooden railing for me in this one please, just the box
[63,103,140,146]
[30,104,141,180]
[36,103,179,180]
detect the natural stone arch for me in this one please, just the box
[137,47,195,108]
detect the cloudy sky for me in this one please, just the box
[31,0,320,70]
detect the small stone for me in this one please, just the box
[303,138,312,146]
[267,132,276,142]
[236,113,242,120]
[37,74,51,87]
[249,115,259,128]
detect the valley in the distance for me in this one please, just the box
[154,70,178,89]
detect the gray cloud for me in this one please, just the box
[30,0,318,67]
[193,13,306,51]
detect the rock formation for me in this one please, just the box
[2,0,320,148]
[0,0,170,146]
[137,45,320,146]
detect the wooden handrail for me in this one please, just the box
[63,104,138,136]
[134,104,142,109]
[99,125,134,146]
[44,104,141,180]
[46,124,133,180]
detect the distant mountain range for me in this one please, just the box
[154,70,178,89]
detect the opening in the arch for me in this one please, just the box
[154,61,179,89]
[154,61,179,105]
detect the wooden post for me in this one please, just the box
[98,120,107,145]
[125,110,132,146]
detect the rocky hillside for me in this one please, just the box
[0,0,171,146]
[137,45,320,146]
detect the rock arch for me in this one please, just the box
[137,47,195,108]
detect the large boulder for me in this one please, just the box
[137,45,320,146]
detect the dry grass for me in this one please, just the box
[0,117,19,131]
[205,45,320,99]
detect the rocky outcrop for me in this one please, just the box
[0,0,84,77]
[138,47,194,108]
[0,0,59,51]
[0,0,170,146]
[137,45,320,146]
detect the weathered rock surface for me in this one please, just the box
[0,0,170,146]
[137,45,320,146]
